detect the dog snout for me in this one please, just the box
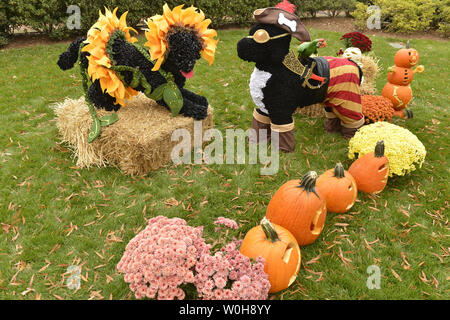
[237,37,255,62]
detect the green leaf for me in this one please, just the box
[130,72,141,88]
[99,113,119,127]
[149,83,167,101]
[163,83,183,117]
[88,117,102,143]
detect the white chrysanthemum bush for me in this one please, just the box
[348,122,426,177]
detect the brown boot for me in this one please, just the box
[341,117,365,139]
[249,117,271,143]
[270,122,295,153]
[341,126,359,139]
[278,130,295,153]
[324,117,342,133]
[249,110,271,144]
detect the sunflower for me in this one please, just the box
[145,4,218,71]
[82,8,139,106]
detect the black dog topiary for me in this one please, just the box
[237,1,365,152]
[57,6,217,142]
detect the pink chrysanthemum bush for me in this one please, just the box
[117,216,270,300]
[194,240,270,300]
[213,216,239,231]
[116,216,211,300]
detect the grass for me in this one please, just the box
[0,27,448,300]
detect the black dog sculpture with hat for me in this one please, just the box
[237,0,365,152]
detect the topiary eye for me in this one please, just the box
[252,29,271,43]
[246,29,289,44]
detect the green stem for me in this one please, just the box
[374,140,385,158]
[261,217,280,243]
[78,45,98,121]
[297,171,320,198]
[333,162,345,179]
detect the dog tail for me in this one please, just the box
[57,37,86,71]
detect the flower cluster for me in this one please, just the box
[348,122,426,177]
[194,240,270,300]
[117,216,270,300]
[362,95,395,123]
[213,217,239,230]
[116,215,211,300]
[340,32,372,53]
[145,4,218,71]
[82,8,139,106]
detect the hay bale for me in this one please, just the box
[295,103,325,118]
[52,94,214,176]
[361,54,380,84]
[360,81,377,96]
[360,54,380,95]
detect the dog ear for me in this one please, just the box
[57,37,86,70]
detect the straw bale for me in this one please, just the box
[295,103,326,118]
[52,94,214,175]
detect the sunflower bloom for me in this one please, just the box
[82,7,139,106]
[144,4,218,71]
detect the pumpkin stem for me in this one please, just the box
[333,162,346,178]
[261,217,280,242]
[406,40,410,49]
[374,140,385,158]
[297,171,320,198]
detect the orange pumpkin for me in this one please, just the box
[348,141,389,194]
[316,163,358,213]
[266,171,327,246]
[381,82,412,110]
[394,48,419,68]
[240,217,301,293]
[387,66,414,86]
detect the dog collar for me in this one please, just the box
[282,51,328,89]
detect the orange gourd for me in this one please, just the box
[394,48,419,68]
[266,171,327,246]
[316,163,358,213]
[381,82,413,110]
[240,218,301,293]
[387,66,414,86]
[348,141,389,194]
[381,42,423,118]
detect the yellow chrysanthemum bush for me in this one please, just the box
[145,4,218,72]
[348,122,426,177]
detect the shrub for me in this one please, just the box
[0,0,19,47]
[293,0,323,17]
[7,0,274,40]
[294,0,357,18]
[348,122,427,177]
[352,0,450,34]
[12,0,162,39]
[435,2,450,36]
[323,0,357,17]
[361,95,394,124]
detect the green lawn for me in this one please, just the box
[0,28,448,300]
